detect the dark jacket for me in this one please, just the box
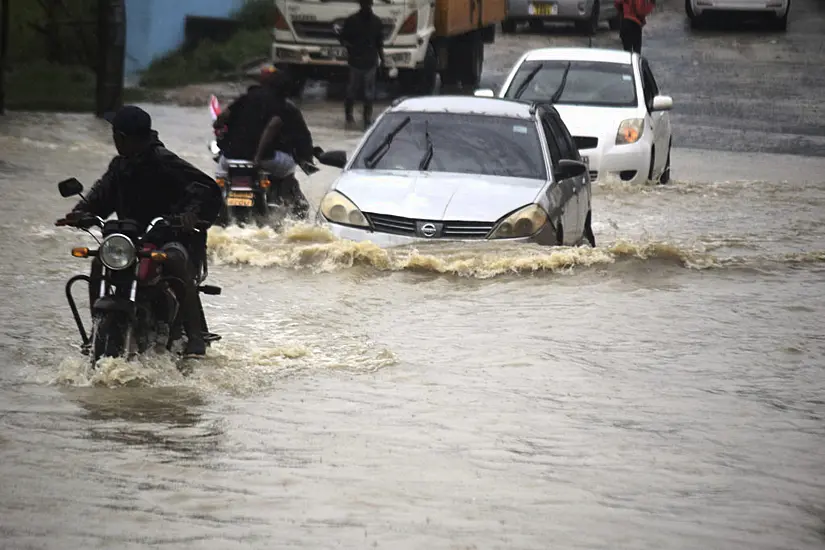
[222,86,314,163]
[72,133,223,233]
[339,10,384,70]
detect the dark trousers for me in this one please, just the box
[88,241,205,345]
[345,65,377,123]
[620,18,643,53]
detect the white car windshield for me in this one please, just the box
[351,112,547,180]
[504,60,638,108]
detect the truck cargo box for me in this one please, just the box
[435,0,506,37]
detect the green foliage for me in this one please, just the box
[5,62,96,111]
[139,29,271,88]
[138,1,276,89]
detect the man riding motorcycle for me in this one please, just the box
[213,66,316,219]
[58,105,222,358]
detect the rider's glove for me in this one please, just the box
[180,211,199,232]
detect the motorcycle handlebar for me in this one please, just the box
[55,215,209,232]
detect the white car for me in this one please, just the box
[475,47,674,186]
[686,0,790,31]
[314,96,595,249]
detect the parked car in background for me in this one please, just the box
[686,0,790,31]
[502,0,621,35]
[476,47,674,186]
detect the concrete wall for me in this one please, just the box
[124,0,246,84]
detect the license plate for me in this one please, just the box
[528,2,558,15]
[227,191,254,207]
[320,46,346,59]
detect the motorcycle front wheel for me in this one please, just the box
[91,312,127,366]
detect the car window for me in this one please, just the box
[546,111,579,161]
[351,112,547,180]
[504,59,638,108]
[539,116,562,166]
[640,59,659,109]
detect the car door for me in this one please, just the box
[640,57,667,175]
[549,109,590,238]
[540,111,581,243]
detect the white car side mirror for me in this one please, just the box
[473,88,495,98]
[651,95,673,112]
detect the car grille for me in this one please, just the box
[574,136,599,150]
[589,170,598,182]
[292,21,395,41]
[364,213,495,239]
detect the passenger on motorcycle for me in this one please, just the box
[58,105,222,358]
[212,65,316,219]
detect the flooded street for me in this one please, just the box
[2,1,825,548]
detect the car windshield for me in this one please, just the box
[351,112,547,180]
[504,60,638,107]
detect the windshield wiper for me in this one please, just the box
[364,115,411,169]
[549,62,572,104]
[513,63,543,100]
[418,120,433,171]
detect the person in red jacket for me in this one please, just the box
[614,0,655,53]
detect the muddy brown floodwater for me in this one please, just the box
[1,3,825,549]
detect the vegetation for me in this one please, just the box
[138,0,276,89]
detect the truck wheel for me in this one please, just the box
[399,43,437,96]
[462,35,484,89]
[501,19,517,33]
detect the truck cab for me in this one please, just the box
[271,0,504,96]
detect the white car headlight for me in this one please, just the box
[616,118,645,145]
[488,204,548,239]
[319,191,369,228]
[99,234,136,270]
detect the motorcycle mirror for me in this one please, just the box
[58,178,84,198]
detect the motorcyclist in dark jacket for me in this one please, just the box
[59,105,222,357]
[213,66,315,218]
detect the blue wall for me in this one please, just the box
[124,0,247,85]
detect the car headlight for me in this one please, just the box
[319,191,369,228]
[616,118,645,145]
[488,204,548,239]
[99,234,136,270]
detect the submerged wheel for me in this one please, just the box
[659,140,672,184]
[576,0,600,35]
[501,19,517,33]
[556,222,565,246]
[584,211,596,247]
[647,146,656,183]
[91,313,126,365]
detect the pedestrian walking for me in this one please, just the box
[337,0,386,129]
[614,0,656,53]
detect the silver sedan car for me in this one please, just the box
[502,0,621,34]
[314,96,595,249]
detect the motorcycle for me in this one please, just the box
[208,94,321,227]
[55,177,223,367]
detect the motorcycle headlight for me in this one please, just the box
[319,190,369,228]
[616,118,645,145]
[488,204,548,239]
[99,234,136,270]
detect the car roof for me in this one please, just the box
[521,47,634,65]
[389,95,537,120]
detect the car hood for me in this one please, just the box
[332,170,544,222]
[553,104,643,140]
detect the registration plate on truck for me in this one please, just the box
[528,2,558,15]
[320,46,347,59]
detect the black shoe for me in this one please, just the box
[183,338,207,358]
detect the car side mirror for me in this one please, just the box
[651,95,673,112]
[318,150,347,169]
[473,88,495,98]
[553,159,587,181]
[58,177,84,197]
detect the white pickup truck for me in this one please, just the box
[270,0,506,96]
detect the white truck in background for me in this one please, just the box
[270,0,506,96]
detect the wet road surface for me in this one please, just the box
[1,1,824,548]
